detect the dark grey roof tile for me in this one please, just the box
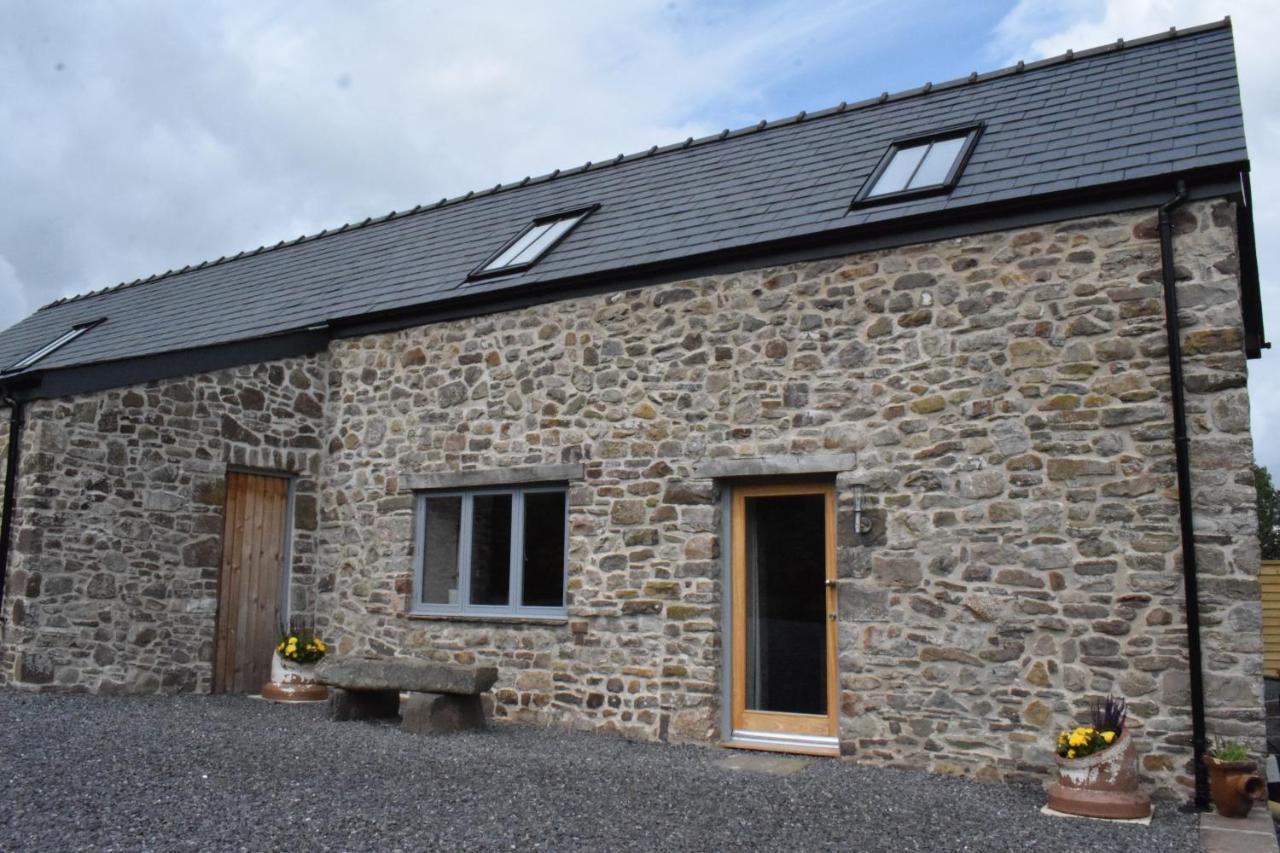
[0,22,1250,375]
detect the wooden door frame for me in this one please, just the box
[212,468,296,694]
[723,481,838,756]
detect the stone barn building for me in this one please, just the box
[0,21,1268,803]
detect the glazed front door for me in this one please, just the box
[729,482,838,754]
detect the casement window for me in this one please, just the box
[3,318,103,373]
[852,124,983,207]
[468,206,596,280]
[413,486,568,617]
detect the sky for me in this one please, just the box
[0,0,1277,465]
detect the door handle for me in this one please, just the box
[824,579,838,588]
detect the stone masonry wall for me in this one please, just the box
[0,357,326,692]
[316,200,1261,799]
[0,199,1261,800]
[1176,201,1264,762]
[835,201,1262,799]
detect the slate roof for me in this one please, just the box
[0,20,1250,378]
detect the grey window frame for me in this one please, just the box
[467,204,598,281]
[850,123,984,209]
[3,318,104,373]
[412,485,569,619]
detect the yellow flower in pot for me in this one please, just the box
[1045,695,1151,820]
[263,632,330,703]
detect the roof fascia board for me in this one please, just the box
[1,329,330,403]
[1235,170,1267,357]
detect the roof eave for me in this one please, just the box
[2,163,1257,402]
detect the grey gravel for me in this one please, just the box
[0,690,1198,852]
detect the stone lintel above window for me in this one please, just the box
[693,454,857,480]
[404,463,585,492]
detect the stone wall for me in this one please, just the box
[0,199,1262,800]
[0,357,326,692]
[834,201,1262,798]
[1175,201,1264,763]
[314,200,1261,799]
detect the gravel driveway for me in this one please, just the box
[0,690,1197,852]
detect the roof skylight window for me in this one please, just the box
[3,319,103,373]
[470,206,596,279]
[853,125,983,207]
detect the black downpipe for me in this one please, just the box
[0,395,22,624]
[1158,180,1209,810]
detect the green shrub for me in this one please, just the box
[1210,738,1250,762]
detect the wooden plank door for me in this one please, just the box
[727,482,838,755]
[213,471,291,694]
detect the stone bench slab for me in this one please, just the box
[315,656,498,695]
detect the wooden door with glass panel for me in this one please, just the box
[729,482,838,754]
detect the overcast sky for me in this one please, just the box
[2,0,1277,466]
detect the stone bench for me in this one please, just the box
[314,656,498,735]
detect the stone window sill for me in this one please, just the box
[403,463,584,491]
[406,611,569,626]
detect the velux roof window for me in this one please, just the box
[470,205,596,279]
[3,319,103,373]
[853,124,983,207]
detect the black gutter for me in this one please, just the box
[0,395,22,624]
[1158,180,1209,810]
[0,327,331,402]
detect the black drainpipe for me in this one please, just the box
[0,394,22,624]
[1157,180,1209,810]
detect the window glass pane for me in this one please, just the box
[907,135,966,189]
[744,493,827,714]
[10,326,88,371]
[522,491,566,608]
[469,494,513,605]
[508,215,581,266]
[421,497,462,605]
[484,223,553,271]
[868,143,928,196]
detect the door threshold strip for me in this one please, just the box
[725,730,839,757]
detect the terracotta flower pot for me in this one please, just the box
[1045,728,1152,819]
[1204,755,1265,818]
[261,654,329,702]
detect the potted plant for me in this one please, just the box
[1204,738,1265,817]
[1045,696,1152,819]
[261,632,330,702]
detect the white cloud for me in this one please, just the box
[0,255,29,324]
[993,0,1280,470]
[0,0,876,325]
